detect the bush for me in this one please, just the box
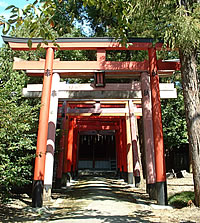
[168,191,195,208]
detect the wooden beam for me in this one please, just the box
[13,60,180,74]
[8,41,152,51]
[24,82,175,91]
[77,125,119,130]
[13,60,149,71]
[76,121,119,126]
[23,83,177,100]
[157,60,181,71]
[24,82,141,91]
[67,108,129,114]
[74,115,123,121]
[67,113,125,117]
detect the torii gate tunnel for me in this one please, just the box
[3,36,181,208]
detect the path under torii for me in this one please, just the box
[2,36,180,208]
[22,76,177,199]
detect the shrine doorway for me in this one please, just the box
[78,130,116,170]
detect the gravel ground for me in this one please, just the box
[0,173,199,223]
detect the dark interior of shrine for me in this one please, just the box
[78,130,116,171]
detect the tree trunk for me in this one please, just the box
[179,48,200,206]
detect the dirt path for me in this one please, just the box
[0,174,200,222]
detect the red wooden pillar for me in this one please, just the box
[63,115,69,174]
[59,113,70,186]
[121,118,128,181]
[141,72,157,198]
[32,47,54,208]
[122,117,128,175]
[72,120,78,176]
[123,118,128,173]
[56,118,66,187]
[75,130,80,174]
[119,119,124,174]
[66,117,74,174]
[148,48,167,205]
[115,130,121,173]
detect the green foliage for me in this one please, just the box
[168,191,194,208]
[1,0,80,40]
[2,0,200,50]
[79,0,200,50]
[162,86,188,150]
[0,45,40,202]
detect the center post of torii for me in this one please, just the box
[3,36,180,208]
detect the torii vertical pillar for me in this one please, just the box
[148,48,167,205]
[141,72,156,198]
[56,118,66,188]
[115,130,121,176]
[32,47,54,208]
[43,73,60,201]
[126,113,134,185]
[119,118,127,180]
[72,128,78,177]
[66,117,74,181]
[128,100,141,186]
[119,119,123,176]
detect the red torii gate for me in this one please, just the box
[2,36,180,207]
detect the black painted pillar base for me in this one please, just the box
[147,183,157,200]
[121,172,128,182]
[124,172,128,182]
[120,171,128,182]
[156,181,168,205]
[128,172,134,184]
[32,180,43,208]
[71,171,75,180]
[67,172,72,185]
[135,176,140,187]
[116,168,120,178]
[74,170,78,179]
[55,178,62,189]
[70,166,74,179]
[61,173,68,187]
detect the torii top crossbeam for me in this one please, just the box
[3,36,159,50]
[2,36,180,78]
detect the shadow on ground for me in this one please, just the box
[1,175,196,223]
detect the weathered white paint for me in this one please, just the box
[22,83,177,99]
[23,82,174,91]
[43,73,60,200]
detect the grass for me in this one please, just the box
[168,191,195,208]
